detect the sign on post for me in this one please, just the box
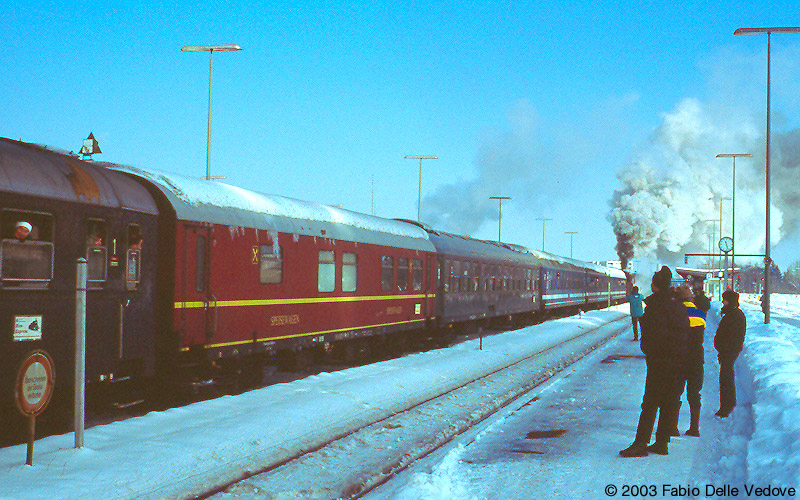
[15,349,56,466]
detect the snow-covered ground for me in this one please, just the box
[0,309,627,500]
[2,295,799,500]
[365,294,800,500]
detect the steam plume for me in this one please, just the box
[610,98,800,266]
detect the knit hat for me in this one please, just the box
[676,285,694,300]
[15,221,32,232]
[652,266,672,291]
[722,290,740,305]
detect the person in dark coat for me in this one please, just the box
[692,286,711,315]
[714,290,746,417]
[674,285,706,436]
[619,266,690,457]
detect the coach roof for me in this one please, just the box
[112,164,434,251]
[0,138,158,214]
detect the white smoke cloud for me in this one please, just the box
[609,97,796,266]
[424,95,640,238]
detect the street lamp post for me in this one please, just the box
[734,26,800,323]
[716,153,752,291]
[535,218,552,252]
[704,219,718,271]
[404,155,437,221]
[709,196,732,285]
[181,44,242,181]
[489,196,511,242]
[565,231,578,258]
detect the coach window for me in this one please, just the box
[260,244,283,284]
[412,258,423,291]
[126,224,142,290]
[86,219,108,285]
[318,250,336,292]
[397,257,409,292]
[450,260,461,292]
[342,252,357,292]
[381,256,394,292]
[1,210,54,288]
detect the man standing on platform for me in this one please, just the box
[619,266,689,457]
[714,290,746,418]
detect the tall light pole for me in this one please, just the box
[716,153,751,290]
[735,27,800,323]
[404,155,437,221]
[565,231,578,258]
[536,218,552,252]
[489,196,511,242]
[182,44,242,180]
[710,196,732,286]
[704,219,718,271]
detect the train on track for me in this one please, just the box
[0,137,626,441]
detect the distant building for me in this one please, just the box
[594,260,632,271]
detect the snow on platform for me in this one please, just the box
[365,296,800,500]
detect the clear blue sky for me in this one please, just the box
[3,1,800,274]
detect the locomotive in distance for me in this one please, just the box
[0,137,626,439]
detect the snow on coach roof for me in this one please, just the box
[110,164,434,251]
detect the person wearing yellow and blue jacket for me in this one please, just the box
[675,285,706,437]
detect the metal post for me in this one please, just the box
[75,258,87,448]
[206,49,214,181]
[418,158,422,222]
[765,33,771,323]
[732,156,736,288]
[490,196,511,242]
[565,231,578,258]
[723,251,729,290]
[26,415,35,466]
[536,218,552,252]
[181,44,241,181]
[404,155,437,222]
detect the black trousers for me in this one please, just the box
[634,357,683,445]
[718,351,739,411]
[631,316,641,339]
[680,343,704,408]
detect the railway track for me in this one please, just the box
[198,316,628,500]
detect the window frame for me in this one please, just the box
[397,257,409,292]
[86,218,108,285]
[0,209,55,287]
[318,250,336,293]
[259,244,283,285]
[342,251,357,292]
[381,256,394,292]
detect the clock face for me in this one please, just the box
[719,236,733,253]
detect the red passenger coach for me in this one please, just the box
[116,166,437,380]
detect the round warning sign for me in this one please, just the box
[15,350,56,416]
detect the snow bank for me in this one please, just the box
[739,301,800,487]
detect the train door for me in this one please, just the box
[182,224,216,346]
[425,254,434,319]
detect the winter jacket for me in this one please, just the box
[693,292,711,316]
[639,290,690,359]
[626,293,645,318]
[681,300,706,356]
[715,304,747,354]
